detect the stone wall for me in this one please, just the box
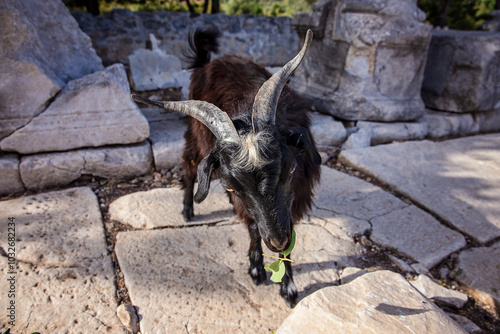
[71,9,299,68]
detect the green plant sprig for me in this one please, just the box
[263,229,296,283]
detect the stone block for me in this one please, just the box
[1,64,149,154]
[422,30,500,112]
[477,108,500,133]
[309,112,347,148]
[341,126,372,150]
[114,223,363,333]
[20,141,153,191]
[358,120,428,145]
[410,274,468,308]
[128,48,183,91]
[340,134,500,244]
[371,206,466,269]
[0,153,24,196]
[276,270,467,334]
[149,114,187,170]
[313,166,408,221]
[293,0,432,122]
[109,183,234,229]
[0,187,123,332]
[424,110,479,139]
[456,242,500,315]
[0,0,103,139]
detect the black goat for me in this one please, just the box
[132,29,321,307]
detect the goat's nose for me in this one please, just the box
[269,237,289,252]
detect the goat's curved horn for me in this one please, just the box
[251,29,313,130]
[131,95,240,144]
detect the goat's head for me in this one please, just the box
[132,30,320,253]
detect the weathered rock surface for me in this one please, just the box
[371,206,466,269]
[456,242,500,314]
[480,10,500,32]
[422,30,500,112]
[115,222,363,334]
[410,274,469,308]
[1,64,149,154]
[340,134,500,244]
[72,9,299,67]
[116,304,140,334]
[293,0,432,121]
[109,183,234,229]
[447,314,483,334]
[128,47,183,91]
[20,141,153,191]
[424,110,480,139]
[276,270,467,334]
[309,112,347,148]
[358,120,428,146]
[313,166,409,221]
[0,154,24,195]
[315,167,465,269]
[0,0,103,140]
[341,126,372,149]
[148,112,187,170]
[0,187,123,332]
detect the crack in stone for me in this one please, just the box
[86,311,112,330]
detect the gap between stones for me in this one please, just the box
[329,158,477,249]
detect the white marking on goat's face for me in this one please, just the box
[233,130,273,171]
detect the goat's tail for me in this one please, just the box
[186,28,220,69]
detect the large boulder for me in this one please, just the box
[0,0,103,140]
[421,30,500,112]
[1,64,149,154]
[292,0,432,122]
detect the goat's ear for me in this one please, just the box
[283,126,322,165]
[194,149,219,204]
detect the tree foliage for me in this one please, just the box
[418,0,496,30]
[65,0,319,16]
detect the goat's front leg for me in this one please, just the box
[182,159,196,222]
[247,222,267,285]
[280,252,298,307]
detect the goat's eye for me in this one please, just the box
[226,188,235,192]
[290,165,296,174]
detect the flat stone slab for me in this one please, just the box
[456,242,500,314]
[315,166,465,268]
[371,206,466,269]
[115,223,364,333]
[313,166,409,221]
[340,134,500,243]
[0,187,123,332]
[109,182,235,229]
[276,270,467,334]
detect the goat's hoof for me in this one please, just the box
[182,207,194,222]
[280,281,298,308]
[248,265,267,286]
